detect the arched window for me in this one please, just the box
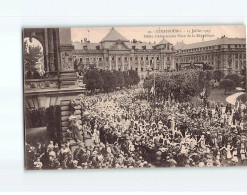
[23,37,44,79]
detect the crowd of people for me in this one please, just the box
[25,87,247,170]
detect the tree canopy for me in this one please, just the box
[23,40,43,72]
[83,69,140,93]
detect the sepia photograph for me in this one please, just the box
[23,25,247,170]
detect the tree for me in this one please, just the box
[113,70,125,88]
[101,70,116,92]
[129,70,140,85]
[224,73,242,87]
[23,40,43,72]
[123,71,132,87]
[220,79,235,94]
[83,68,103,92]
[213,70,225,82]
[143,70,203,102]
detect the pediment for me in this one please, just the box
[110,41,129,50]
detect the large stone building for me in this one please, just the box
[73,28,176,80]
[174,36,246,74]
[72,28,246,77]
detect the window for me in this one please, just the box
[112,57,114,61]
[86,58,89,62]
[235,61,238,69]
[141,56,143,60]
[157,56,159,60]
[135,56,138,60]
[106,57,108,62]
[130,57,132,61]
[99,58,102,61]
[141,68,143,72]
[118,57,121,61]
[146,56,148,60]
[80,58,82,62]
[125,57,127,61]
[235,54,238,58]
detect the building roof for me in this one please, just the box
[175,37,246,50]
[101,27,129,42]
[73,41,99,50]
[125,41,156,50]
[174,41,186,50]
[156,38,170,46]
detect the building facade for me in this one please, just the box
[174,36,246,74]
[72,28,176,80]
[72,28,246,78]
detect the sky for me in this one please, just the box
[71,25,246,45]
[24,37,43,52]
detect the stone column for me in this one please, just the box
[109,55,112,70]
[96,59,99,69]
[128,55,131,70]
[138,56,141,72]
[153,55,157,71]
[121,55,125,71]
[116,56,118,71]
[59,28,74,72]
[48,29,55,71]
[171,54,175,70]
[44,28,49,72]
[163,55,167,70]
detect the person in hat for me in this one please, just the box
[240,143,246,164]
[231,147,239,165]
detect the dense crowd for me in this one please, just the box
[25,88,247,170]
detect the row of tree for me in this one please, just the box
[143,70,225,102]
[83,69,140,93]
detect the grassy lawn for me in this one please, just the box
[208,87,241,104]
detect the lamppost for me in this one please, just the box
[151,59,157,109]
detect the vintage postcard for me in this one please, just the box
[23,25,247,170]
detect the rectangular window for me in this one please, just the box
[146,56,148,60]
[235,61,238,69]
[99,58,102,61]
[130,57,132,61]
[141,56,143,60]
[86,58,89,62]
[157,56,159,60]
